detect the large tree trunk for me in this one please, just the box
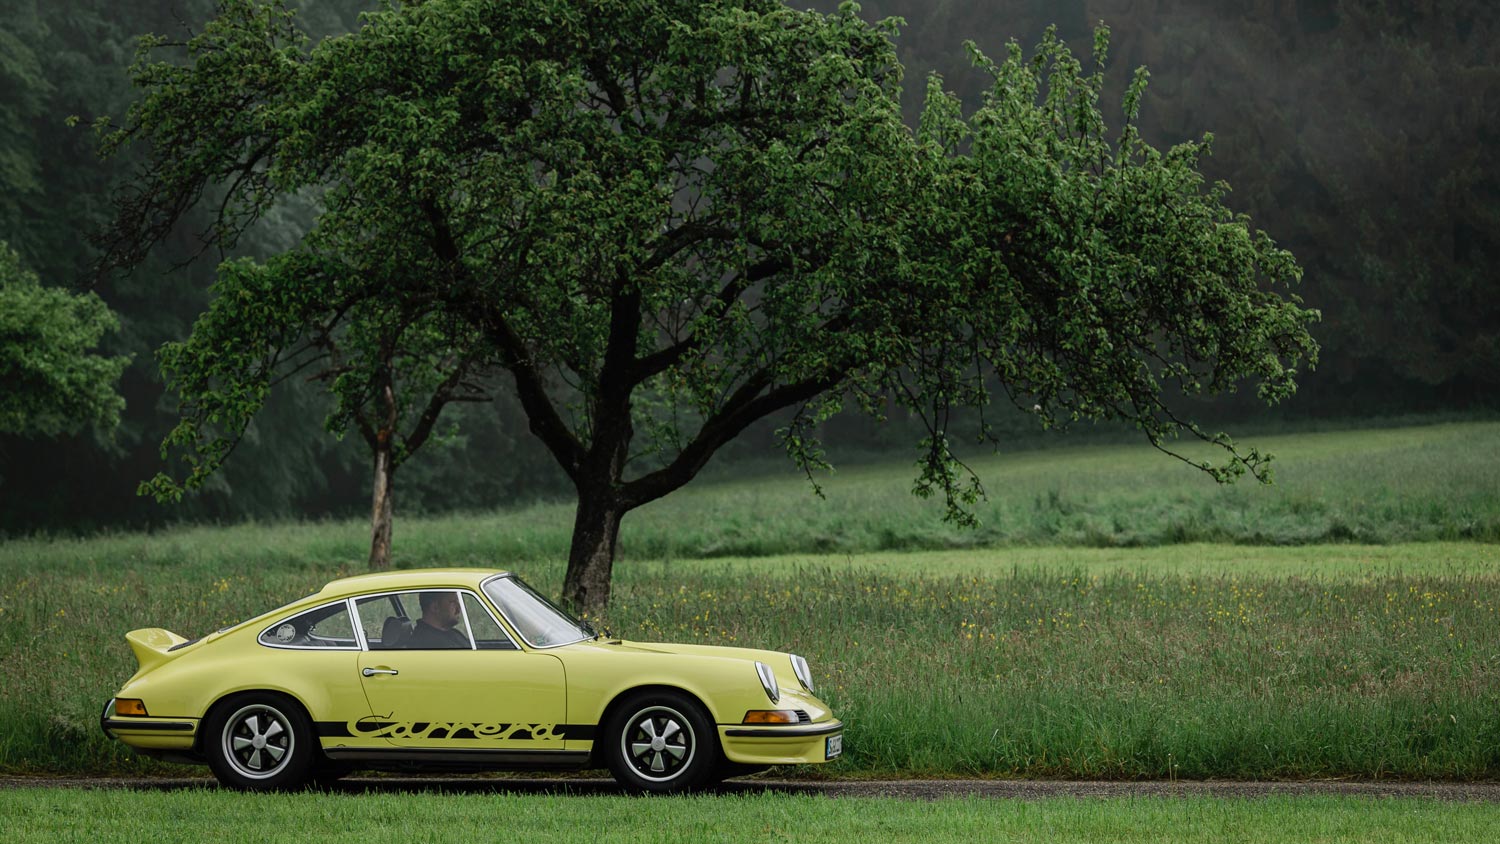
[368,436,395,570]
[562,489,624,616]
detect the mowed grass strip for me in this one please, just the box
[6,421,1500,571]
[4,789,1499,844]
[3,559,1498,779]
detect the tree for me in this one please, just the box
[0,241,129,437]
[0,0,398,533]
[102,0,1316,613]
[138,250,494,568]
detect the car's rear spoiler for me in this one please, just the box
[126,628,190,674]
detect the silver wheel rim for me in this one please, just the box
[221,703,295,780]
[621,705,695,783]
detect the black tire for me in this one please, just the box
[204,692,315,791]
[604,691,719,794]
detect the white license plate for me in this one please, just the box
[825,734,843,760]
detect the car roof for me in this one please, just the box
[316,567,511,597]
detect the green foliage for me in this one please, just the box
[898,26,1319,509]
[1108,1,1500,394]
[104,1,1315,573]
[0,243,128,437]
[0,0,409,533]
[0,3,49,223]
[1,0,1491,536]
[830,0,1500,402]
[139,250,490,503]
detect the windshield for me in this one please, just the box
[481,575,591,648]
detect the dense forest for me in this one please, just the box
[1,0,1495,533]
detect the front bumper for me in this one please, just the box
[718,719,844,766]
[100,698,199,752]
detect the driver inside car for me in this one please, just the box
[405,591,470,649]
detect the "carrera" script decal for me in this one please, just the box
[348,716,564,741]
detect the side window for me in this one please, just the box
[354,594,411,650]
[259,602,358,649]
[358,590,474,650]
[463,593,517,650]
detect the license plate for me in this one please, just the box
[825,734,843,760]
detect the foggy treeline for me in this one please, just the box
[1,0,1495,533]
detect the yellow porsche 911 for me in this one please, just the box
[101,569,842,792]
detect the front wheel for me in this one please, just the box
[604,691,718,793]
[205,693,315,791]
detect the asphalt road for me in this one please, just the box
[4,776,1499,801]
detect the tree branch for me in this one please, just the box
[421,198,586,481]
[622,370,846,510]
[628,255,792,384]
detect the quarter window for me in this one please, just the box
[463,593,518,650]
[258,601,358,649]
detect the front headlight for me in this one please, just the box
[790,654,814,693]
[754,661,780,703]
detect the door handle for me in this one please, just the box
[362,667,399,677]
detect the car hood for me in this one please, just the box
[577,639,790,664]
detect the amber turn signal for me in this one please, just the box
[742,709,798,724]
[114,699,148,717]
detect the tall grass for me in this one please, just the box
[610,566,1500,780]
[3,557,1498,779]
[3,421,1498,778]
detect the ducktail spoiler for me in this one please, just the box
[125,628,190,674]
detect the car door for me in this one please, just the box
[352,589,570,756]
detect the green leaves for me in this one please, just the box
[888,26,1318,518]
[0,242,129,438]
[109,3,1316,544]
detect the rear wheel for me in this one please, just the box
[604,691,718,793]
[205,693,315,791]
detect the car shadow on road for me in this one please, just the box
[319,776,827,797]
[25,776,826,797]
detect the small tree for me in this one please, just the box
[139,250,492,569]
[0,242,128,438]
[102,1,1316,612]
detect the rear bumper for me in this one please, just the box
[717,719,843,766]
[100,698,199,752]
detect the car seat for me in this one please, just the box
[380,616,413,649]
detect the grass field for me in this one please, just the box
[1,421,1498,779]
[5,789,1500,843]
[8,421,1498,571]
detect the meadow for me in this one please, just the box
[1,420,1498,779]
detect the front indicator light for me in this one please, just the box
[755,661,780,703]
[114,699,148,717]
[743,710,799,724]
